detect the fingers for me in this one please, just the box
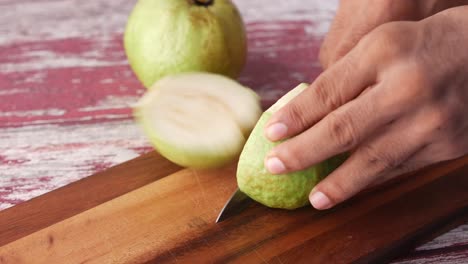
[308,121,425,210]
[320,19,373,69]
[318,0,372,68]
[367,146,429,188]
[318,4,350,69]
[365,137,466,189]
[265,83,400,173]
[319,0,422,69]
[264,51,376,142]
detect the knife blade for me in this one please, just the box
[215,188,253,223]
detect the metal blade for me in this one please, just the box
[215,188,253,223]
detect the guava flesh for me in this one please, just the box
[134,72,262,169]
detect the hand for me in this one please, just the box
[320,0,468,69]
[319,0,422,69]
[263,7,468,210]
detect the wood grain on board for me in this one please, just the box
[0,152,180,247]
[1,0,468,262]
[0,153,467,263]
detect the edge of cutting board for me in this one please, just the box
[0,151,181,246]
[1,152,467,263]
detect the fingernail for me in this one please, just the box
[265,123,288,141]
[310,191,332,210]
[265,157,286,174]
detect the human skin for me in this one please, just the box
[263,2,468,210]
[319,0,468,69]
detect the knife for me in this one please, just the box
[215,188,254,223]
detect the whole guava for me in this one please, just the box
[237,83,348,209]
[124,0,247,88]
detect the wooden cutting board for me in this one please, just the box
[0,152,467,264]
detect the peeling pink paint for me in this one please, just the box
[0,0,466,261]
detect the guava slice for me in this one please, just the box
[135,72,262,169]
[237,83,347,209]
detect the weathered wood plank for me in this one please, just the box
[0,120,151,209]
[0,151,181,246]
[0,156,466,263]
[1,0,467,262]
[0,0,332,208]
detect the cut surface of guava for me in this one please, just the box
[135,72,262,168]
[237,83,347,209]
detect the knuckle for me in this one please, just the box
[407,63,432,96]
[362,23,412,61]
[394,162,413,174]
[407,62,430,83]
[275,144,307,171]
[383,62,432,109]
[327,112,358,150]
[361,144,400,172]
[283,103,310,132]
[318,180,349,205]
[425,105,452,134]
[374,26,402,55]
[326,42,352,67]
[430,107,450,128]
[314,75,342,111]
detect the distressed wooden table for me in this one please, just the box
[0,0,466,263]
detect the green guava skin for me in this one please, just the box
[124,0,247,88]
[237,84,347,209]
[133,73,262,169]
